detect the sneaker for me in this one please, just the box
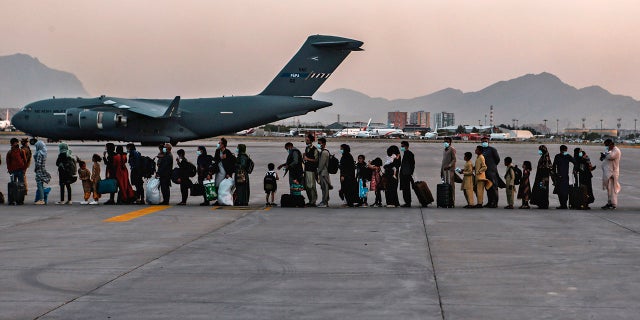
[80,201,88,205]
[66,201,73,205]
[89,200,98,205]
[386,204,398,208]
[55,201,65,205]
[35,200,45,205]
[317,203,328,208]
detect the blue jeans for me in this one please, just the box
[10,170,24,183]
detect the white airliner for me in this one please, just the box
[354,118,405,138]
[0,110,12,131]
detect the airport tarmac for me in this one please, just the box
[1,139,640,319]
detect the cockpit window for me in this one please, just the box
[20,106,32,112]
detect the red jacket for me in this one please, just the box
[6,146,27,172]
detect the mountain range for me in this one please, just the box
[1,53,638,130]
[309,72,639,130]
[0,54,88,117]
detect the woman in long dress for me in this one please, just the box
[113,145,135,203]
[234,144,251,206]
[531,145,552,209]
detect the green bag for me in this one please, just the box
[203,179,218,201]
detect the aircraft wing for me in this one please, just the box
[101,96,180,118]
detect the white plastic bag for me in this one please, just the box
[217,177,235,206]
[146,177,161,205]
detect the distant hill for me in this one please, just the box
[0,54,88,114]
[309,72,640,130]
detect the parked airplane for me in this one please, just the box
[370,127,405,138]
[235,128,256,136]
[0,109,12,131]
[12,35,363,145]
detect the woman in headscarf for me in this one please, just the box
[114,145,135,204]
[103,143,117,205]
[383,145,401,207]
[33,141,51,205]
[55,142,76,204]
[573,147,596,209]
[196,146,214,206]
[531,145,552,209]
[234,144,251,206]
[339,144,358,207]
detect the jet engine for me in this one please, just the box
[65,108,82,127]
[78,111,127,130]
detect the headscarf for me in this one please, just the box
[35,140,47,159]
[237,144,247,154]
[59,142,72,158]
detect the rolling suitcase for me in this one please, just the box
[280,194,305,208]
[8,174,26,205]
[437,170,454,208]
[412,179,434,207]
[569,172,588,210]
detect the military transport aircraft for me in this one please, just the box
[12,35,363,145]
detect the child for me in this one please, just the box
[460,152,476,208]
[517,160,532,209]
[368,158,383,207]
[355,155,370,207]
[78,159,92,205]
[291,179,305,196]
[504,157,516,209]
[90,154,102,205]
[474,145,490,208]
[264,163,279,206]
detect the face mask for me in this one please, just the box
[216,143,220,149]
[287,149,291,154]
[563,152,569,156]
[482,142,488,148]
[316,143,322,149]
[196,150,202,156]
[538,150,543,156]
[578,152,583,157]
[605,147,609,153]
[340,149,344,154]
[235,148,239,153]
[162,148,167,153]
[443,142,450,149]
[400,147,406,152]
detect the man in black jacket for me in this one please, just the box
[481,137,500,208]
[399,141,415,207]
[157,143,173,205]
[278,142,303,189]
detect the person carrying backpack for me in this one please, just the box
[127,143,145,204]
[316,137,331,208]
[55,142,77,204]
[264,163,279,206]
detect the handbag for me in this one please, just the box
[236,169,247,184]
[190,183,205,196]
[203,179,218,201]
[97,178,118,194]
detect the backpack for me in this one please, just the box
[264,171,277,191]
[185,161,197,177]
[327,152,340,174]
[246,156,255,174]
[139,156,156,179]
[60,156,78,183]
[512,165,522,185]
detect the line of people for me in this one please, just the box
[4,136,622,209]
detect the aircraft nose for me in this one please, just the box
[11,111,24,130]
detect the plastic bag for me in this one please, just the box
[146,177,161,204]
[217,177,235,206]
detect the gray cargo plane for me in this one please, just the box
[12,35,363,145]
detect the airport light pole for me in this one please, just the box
[600,119,603,138]
[543,119,547,135]
[556,119,559,135]
[635,118,637,135]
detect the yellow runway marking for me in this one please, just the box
[104,206,172,222]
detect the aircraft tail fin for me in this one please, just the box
[260,35,363,97]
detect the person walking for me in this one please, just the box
[33,141,51,205]
[157,143,173,205]
[552,145,574,209]
[601,139,621,210]
[400,141,415,207]
[302,134,319,207]
[234,144,251,206]
[480,137,500,208]
[316,137,331,207]
[531,145,552,209]
[441,137,457,204]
